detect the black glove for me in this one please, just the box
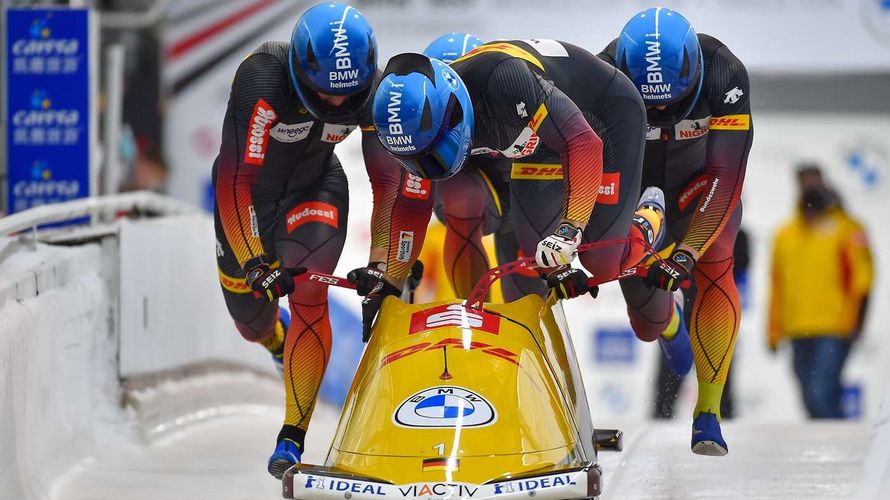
[545,267,599,300]
[245,257,304,302]
[360,281,401,342]
[347,262,387,296]
[646,248,695,291]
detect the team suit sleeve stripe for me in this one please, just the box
[683,46,753,255]
[362,130,434,280]
[215,53,282,268]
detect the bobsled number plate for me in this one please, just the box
[284,467,596,500]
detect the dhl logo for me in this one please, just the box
[381,337,519,367]
[708,114,750,130]
[511,163,562,180]
[218,268,251,294]
[528,103,549,132]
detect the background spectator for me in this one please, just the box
[767,164,874,418]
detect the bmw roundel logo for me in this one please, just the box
[394,386,496,428]
[441,69,460,90]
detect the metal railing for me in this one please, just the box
[0,191,200,239]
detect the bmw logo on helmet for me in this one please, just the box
[373,53,475,180]
[288,3,378,123]
[616,8,704,126]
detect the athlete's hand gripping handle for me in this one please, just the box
[545,267,599,300]
[646,248,696,292]
[535,223,582,268]
[246,256,306,301]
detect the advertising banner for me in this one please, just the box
[5,8,94,214]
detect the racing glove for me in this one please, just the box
[536,223,582,268]
[646,248,695,292]
[245,257,303,302]
[347,262,388,296]
[545,266,598,300]
[359,281,402,342]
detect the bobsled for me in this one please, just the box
[281,240,669,500]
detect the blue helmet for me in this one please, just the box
[423,33,483,64]
[373,54,474,180]
[616,8,703,125]
[288,3,377,123]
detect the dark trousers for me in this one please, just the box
[791,336,850,419]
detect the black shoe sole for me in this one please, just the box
[268,458,295,480]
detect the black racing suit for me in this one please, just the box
[212,41,431,445]
[439,39,646,299]
[600,34,753,399]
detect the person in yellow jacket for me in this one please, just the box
[768,165,873,418]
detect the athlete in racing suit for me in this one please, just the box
[600,8,753,455]
[373,40,660,303]
[212,4,429,478]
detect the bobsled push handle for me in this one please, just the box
[466,236,691,309]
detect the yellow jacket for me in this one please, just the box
[768,207,873,347]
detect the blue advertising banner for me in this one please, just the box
[6,8,92,214]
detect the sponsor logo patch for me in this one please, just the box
[397,231,414,262]
[270,121,312,143]
[674,117,711,140]
[409,304,500,335]
[502,128,540,159]
[248,205,259,237]
[321,123,355,143]
[218,268,251,294]
[401,173,431,200]
[598,172,620,205]
[724,87,744,104]
[243,98,276,165]
[709,114,750,131]
[646,125,661,141]
[393,386,496,428]
[511,163,562,180]
[285,202,338,232]
[678,175,711,211]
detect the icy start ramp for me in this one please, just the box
[598,421,869,499]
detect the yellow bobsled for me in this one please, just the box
[283,270,622,500]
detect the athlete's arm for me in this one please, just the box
[362,127,434,282]
[681,47,753,256]
[486,59,603,228]
[215,53,282,268]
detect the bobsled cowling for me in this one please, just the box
[284,293,601,499]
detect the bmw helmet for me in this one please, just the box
[616,8,703,126]
[373,54,474,180]
[423,33,484,64]
[288,3,377,123]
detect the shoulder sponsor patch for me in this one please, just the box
[286,202,338,232]
[709,114,750,131]
[321,123,356,143]
[401,173,431,200]
[597,172,620,205]
[243,98,277,166]
[511,163,562,180]
[646,125,661,141]
[502,128,540,159]
[270,121,313,143]
[528,102,549,132]
[674,116,711,140]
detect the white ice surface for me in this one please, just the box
[53,381,870,500]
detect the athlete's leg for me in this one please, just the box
[436,166,497,299]
[272,159,349,451]
[509,161,564,298]
[689,205,742,420]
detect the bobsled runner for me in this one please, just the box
[281,238,676,500]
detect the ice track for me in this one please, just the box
[52,379,869,500]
